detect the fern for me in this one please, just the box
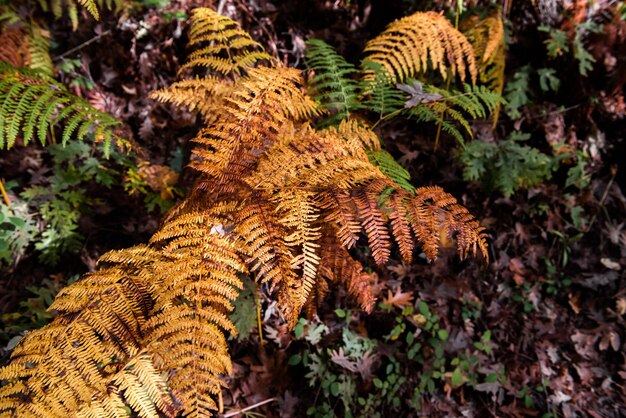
[303,11,502,145]
[0,9,488,418]
[462,12,506,126]
[404,83,503,144]
[363,11,478,84]
[181,7,274,77]
[43,0,124,29]
[365,149,415,192]
[459,131,556,196]
[0,27,53,75]
[304,39,361,126]
[359,60,405,117]
[0,64,126,156]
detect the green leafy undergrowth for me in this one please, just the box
[0,141,180,268]
[286,301,507,418]
[458,132,590,197]
[0,276,78,353]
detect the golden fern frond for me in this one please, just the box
[41,0,123,29]
[273,188,321,310]
[462,13,505,126]
[192,66,318,191]
[77,0,100,20]
[235,191,297,291]
[181,8,275,77]
[249,122,381,192]
[363,11,478,84]
[146,208,245,416]
[0,245,163,418]
[43,0,106,30]
[75,352,176,418]
[150,77,234,122]
[333,118,381,151]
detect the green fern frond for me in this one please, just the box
[366,149,415,192]
[403,83,503,144]
[305,39,361,126]
[0,64,125,156]
[359,60,405,118]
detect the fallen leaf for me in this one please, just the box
[382,288,414,309]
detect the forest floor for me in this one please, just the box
[0,1,625,417]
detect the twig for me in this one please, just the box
[222,397,277,417]
[53,30,112,61]
[255,282,265,346]
[0,179,11,206]
[217,0,228,15]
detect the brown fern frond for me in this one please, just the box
[0,29,29,68]
[318,186,362,249]
[181,8,275,77]
[364,11,478,84]
[235,191,297,290]
[318,231,376,312]
[385,191,414,263]
[409,186,488,260]
[353,180,392,265]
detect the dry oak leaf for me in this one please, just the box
[382,287,414,309]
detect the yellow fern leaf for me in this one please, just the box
[235,192,297,290]
[364,11,478,84]
[150,77,234,122]
[182,8,274,77]
[192,66,319,191]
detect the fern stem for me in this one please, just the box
[223,397,277,417]
[255,281,264,346]
[0,179,10,206]
[372,108,404,129]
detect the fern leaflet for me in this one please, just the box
[305,39,361,125]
